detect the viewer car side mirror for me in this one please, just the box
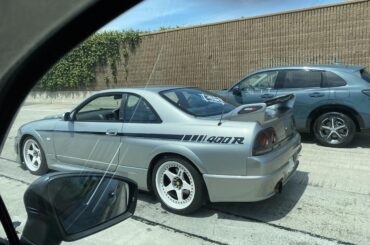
[20,172,138,245]
[63,112,71,121]
[232,87,242,96]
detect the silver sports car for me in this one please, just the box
[15,87,301,214]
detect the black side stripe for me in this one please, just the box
[37,130,183,140]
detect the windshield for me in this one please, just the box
[161,88,238,117]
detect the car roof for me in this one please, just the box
[254,64,366,73]
[93,86,188,95]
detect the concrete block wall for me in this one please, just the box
[93,0,370,90]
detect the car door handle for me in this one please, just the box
[309,92,325,98]
[106,129,118,136]
[261,94,274,98]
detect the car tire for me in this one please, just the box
[313,112,356,147]
[152,155,205,215]
[21,136,48,175]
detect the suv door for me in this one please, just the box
[53,93,124,171]
[276,69,330,130]
[230,70,280,104]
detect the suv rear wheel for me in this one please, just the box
[313,112,355,147]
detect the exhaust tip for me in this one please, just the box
[275,180,283,194]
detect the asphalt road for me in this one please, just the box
[1,103,370,245]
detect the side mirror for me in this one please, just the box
[21,172,137,245]
[232,87,242,96]
[63,112,71,121]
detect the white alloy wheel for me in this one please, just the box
[22,137,48,175]
[155,160,196,210]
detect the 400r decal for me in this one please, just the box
[181,135,244,144]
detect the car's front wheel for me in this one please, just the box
[313,112,356,147]
[152,156,205,214]
[22,136,48,175]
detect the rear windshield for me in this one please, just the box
[160,88,238,117]
[361,69,370,83]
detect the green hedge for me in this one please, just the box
[38,31,140,90]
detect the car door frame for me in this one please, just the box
[53,91,126,171]
[229,70,282,104]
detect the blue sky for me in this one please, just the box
[100,0,349,32]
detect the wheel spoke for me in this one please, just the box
[333,131,343,139]
[27,149,33,156]
[164,169,176,182]
[335,125,347,130]
[331,118,335,128]
[163,184,175,193]
[182,180,192,191]
[176,189,183,202]
[177,169,184,179]
[326,131,334,139]
[321,126,331,131]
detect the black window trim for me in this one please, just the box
[321,70,347,88]
[72,92,125,123]
[123,92,162,124]
[71,92,162,124]
[231,70,281,91]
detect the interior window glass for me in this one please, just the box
[322,71,347,87]
[239,71,278,90]
[75,95,122,121]
[161,88,237,117]
[124,94,160,123]
[361,69,370,83]
[281,70,321,88]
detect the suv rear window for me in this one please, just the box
[322,71,346,87]
[361,69,370,83]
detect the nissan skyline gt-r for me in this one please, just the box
[15,87,301,214]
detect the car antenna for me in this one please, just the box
[218,102,224,126]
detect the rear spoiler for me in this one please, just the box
[223,94,295,124]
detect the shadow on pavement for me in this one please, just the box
[203,171,308,222]
[137,171,309,222]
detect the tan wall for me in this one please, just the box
[95,0,370,90]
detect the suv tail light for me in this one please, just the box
[253,127,276,156]
[362,90,370,97]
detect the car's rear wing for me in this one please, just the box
[223,94,295,124]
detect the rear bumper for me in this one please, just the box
[203,133,301,202]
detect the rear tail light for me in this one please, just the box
[362,90,370,97]
[253,127,276,156]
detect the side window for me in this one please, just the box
[281,70,321,89]
[360,69,370,83]
[239,71,278,90]
[322,71,347,87]
[75,94,122,122]
[124,94,161,123]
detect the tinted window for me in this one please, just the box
[322,71,346,87]
[75,94,122,122]
[239,71,278,90]
[281,70,321,89]
[161,88,238,117]
[361,69,370,83]
[124,94,161,123]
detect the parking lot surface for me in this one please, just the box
[1,102,369,244]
